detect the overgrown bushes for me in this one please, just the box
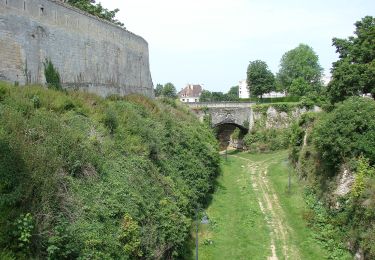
[0,81,220,259]
[243,128,290,152]
[313,97,375,171]
[289,97,375,259]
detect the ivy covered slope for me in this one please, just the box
[0,82,220,259]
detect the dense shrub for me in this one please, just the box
[0,81,220,259]
[313,97,375,172]
[243,128,290,152]
[252,102,300,115]
[290,97,375,259]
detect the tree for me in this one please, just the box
[313,97,375,170]
[277,44,323,96]
[67,0,125,27]
[197,87,239,102]
[246,60,275,99]
[154,84,163,97]
[226,86,239,101]
[199,90,212,102]
[327,16,375,103]
[210,92,225,101]
[162,83,177,98]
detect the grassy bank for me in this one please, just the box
[0,82,220,259]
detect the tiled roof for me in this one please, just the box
[178,84,202,98]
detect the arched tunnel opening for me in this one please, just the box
[214,123,248,151]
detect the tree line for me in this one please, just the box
[247,16,375,104]
[247,44,323,99]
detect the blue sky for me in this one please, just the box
[103,0,374,92]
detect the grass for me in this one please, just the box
[194,156,270,260]
[194,150,329,259]
[266,152,329,259]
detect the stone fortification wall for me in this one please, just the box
[0,0,154,97]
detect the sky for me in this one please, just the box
[102,0,374,93]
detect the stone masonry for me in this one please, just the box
[0,0,154,97]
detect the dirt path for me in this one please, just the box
[232,155,301,260]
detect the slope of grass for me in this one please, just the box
[0,82,220,259]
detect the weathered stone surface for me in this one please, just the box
[266,107,290,128]
[334,168,355,197]
[189,104,319,131]
[193,107,251,129]
[0,0,153,97]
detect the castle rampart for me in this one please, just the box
[0,0,154,97]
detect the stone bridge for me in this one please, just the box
[187,102,255,149]
[187,102,255,130]
[187,102,319,149]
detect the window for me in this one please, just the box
[182,99,185,102]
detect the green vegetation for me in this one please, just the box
[313,97,375,170]
[240,96,301,103]
[289,97,375,259]
[199,86,239,102]
[252,102,301,114]
[243,103,302,153]
[195,151,328,259]
[265,153,332,259]
[328,16,375,103]
[154,82,177,98]
[194,155,270,259]
[242,44,324,101]
[277,44,323,96]
[0,81,219,259]
[67,0,125,27]
[43,59,61,90]
[244,128,290,152]
[154,83,163,97]
[161,82,177,98]
[246,60,275,99]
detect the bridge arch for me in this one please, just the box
[187,102,254,149]
[213,122,248,150]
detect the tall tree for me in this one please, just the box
[328,16,375,103]
[226,86,239,101]
[246,60,275,99]
[211,92,225,101]
[154,84,163,97]
[277,44,323,96]
[162,83,177,98]
[199,90,212,102]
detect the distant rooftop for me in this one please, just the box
[178,84,203,98]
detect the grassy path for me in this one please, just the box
[193,151,328,260]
